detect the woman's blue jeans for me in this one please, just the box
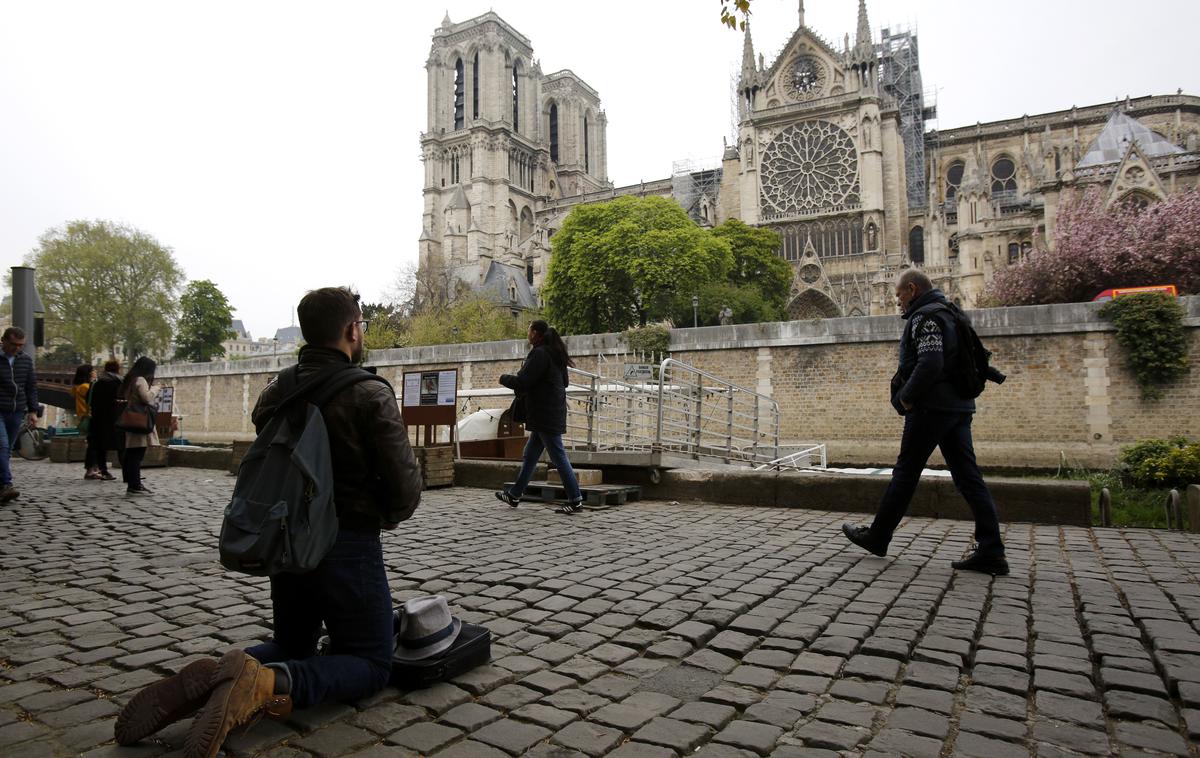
[508,431,582,502]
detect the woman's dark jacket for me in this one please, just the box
[500,345,568,434]
[88,371,123,447]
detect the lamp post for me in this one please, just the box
[692,294,699,328]
[272,337,278,366]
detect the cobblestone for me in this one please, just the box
[2,464,1200,756]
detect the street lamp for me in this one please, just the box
[692,294,699,328]
[272,337,278,365]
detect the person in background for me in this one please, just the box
[0,327,39,503]
[494,320,585,515]
[87,360,122,481]
[119,357,160,495]
[73,364,99,479]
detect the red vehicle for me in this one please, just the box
[1092,285,1177,302]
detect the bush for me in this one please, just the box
[1119,436,1200,489]
[1099,293,1190,400]
[623,322,671,361]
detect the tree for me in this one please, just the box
[986,188,1200,306]
[361,301,406,351]
[30,220,184,360]
[719,0,752,30]
[667,280,784,327]
[542,196,733,334]
[405,294,531,347]
[174,280,236,362]
[711,218,790,315]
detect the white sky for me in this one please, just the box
[3,1,1198,339]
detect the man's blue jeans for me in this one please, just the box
[0,410,25,487]
[508,431,582,502]
[869,411,1005,557]
[245,530,393,708]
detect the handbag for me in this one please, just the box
[115,402,156,434]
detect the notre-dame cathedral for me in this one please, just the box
[418,2,1200,319]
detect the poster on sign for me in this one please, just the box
[158,387,175,414]
[403,369,458,407]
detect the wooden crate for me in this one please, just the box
[415,445,454,489]
[49,436,88,463]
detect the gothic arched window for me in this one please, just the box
[453,58,464,130]
[549,103,559,163]
[908,226,924,264]
[991,157,1017,194]
[945,160,964,202]
[583,115,590,173]
[1119,191,1153,212]
[511,61,521,130]
[472,53,480,119]
[1007,242,1020,264]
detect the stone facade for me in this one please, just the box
[159,297,1200,471]
[419,4,1200,318]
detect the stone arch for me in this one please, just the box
[787,289,841,320]
[519,206,534,242]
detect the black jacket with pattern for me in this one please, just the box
[892,288,976,415]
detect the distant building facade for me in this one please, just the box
[420,3,1200,318]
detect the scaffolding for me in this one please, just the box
[671,157,723,226]
[880,26,933,210]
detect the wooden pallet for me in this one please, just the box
[506,481,642,510]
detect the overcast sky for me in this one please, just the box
[3,1,1198,339]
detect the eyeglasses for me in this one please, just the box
[352,319,370,334]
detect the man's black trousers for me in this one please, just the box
[869,411,1005,557]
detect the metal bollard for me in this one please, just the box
[1099,487,1112,528]
[1189,485,1200,534]
[1166,489,1181,530]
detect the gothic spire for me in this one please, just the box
[798,0,805,28]
[740,22,758,90]
[855,0,871,47]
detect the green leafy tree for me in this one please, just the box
[667,280,784,327]
[174,280,236,362]
[30,220,183,360]
[543,196,733,334]
[405,294,531,347]
[711,219,790,305]
[361,301,406,351]
[719,0,753,30]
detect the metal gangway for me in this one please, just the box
[561,358,826,481]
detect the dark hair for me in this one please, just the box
[103,359,121,373]
[2,326,25,342]
[297,287,361,346]
[530,320,573,369]
[120,357,157,399]
[72,364,94,385]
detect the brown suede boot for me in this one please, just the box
[185,650,293,758]
[114,656,220,745]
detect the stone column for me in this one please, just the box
[1083,333,1112,445]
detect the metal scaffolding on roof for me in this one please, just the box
[671,157,723,226]
[880,25,933,210]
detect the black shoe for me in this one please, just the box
[126,487,151,496]
[555,500,583,515]
[0,485,18,502]
[494,490,520,508]
[952,551,1009,576]
[841,523,887,557]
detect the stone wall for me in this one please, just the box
[159,297,1200,470]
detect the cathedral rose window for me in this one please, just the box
[760,120,860,217]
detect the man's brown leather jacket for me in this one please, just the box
[251,346,422,532]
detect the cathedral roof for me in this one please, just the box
[445,184,470,209]
[479,261,538,310]
[1076,110,1184,168]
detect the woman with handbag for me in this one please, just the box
[73,364,101,479]
[118,357,160,495]
[494,321,585,515]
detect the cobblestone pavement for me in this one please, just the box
[2,461,1200,758]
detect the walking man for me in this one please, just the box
[841,270,1008,575]
[115,287,424,757]
[1,326,39,502]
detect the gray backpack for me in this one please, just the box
[218,365,385,576]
